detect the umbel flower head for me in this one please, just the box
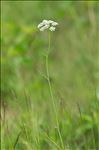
[38,20,58,32]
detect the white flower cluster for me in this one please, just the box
[38,20,58,32]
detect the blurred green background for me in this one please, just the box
[1,1,99,150]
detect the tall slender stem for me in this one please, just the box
[45,31,64,150]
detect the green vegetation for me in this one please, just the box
[1,1,99,150]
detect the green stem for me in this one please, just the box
[45,31,64,150]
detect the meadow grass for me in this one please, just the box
[1,1,99,150]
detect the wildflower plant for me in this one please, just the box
[38,20,64,149]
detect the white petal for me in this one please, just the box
[48,20,54,24]
[38,20,49,28]
[40,24,50,31]
[38,22,44,28]
[42,20,49,24]
[52,22,58,26]
[49,26,56,31]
